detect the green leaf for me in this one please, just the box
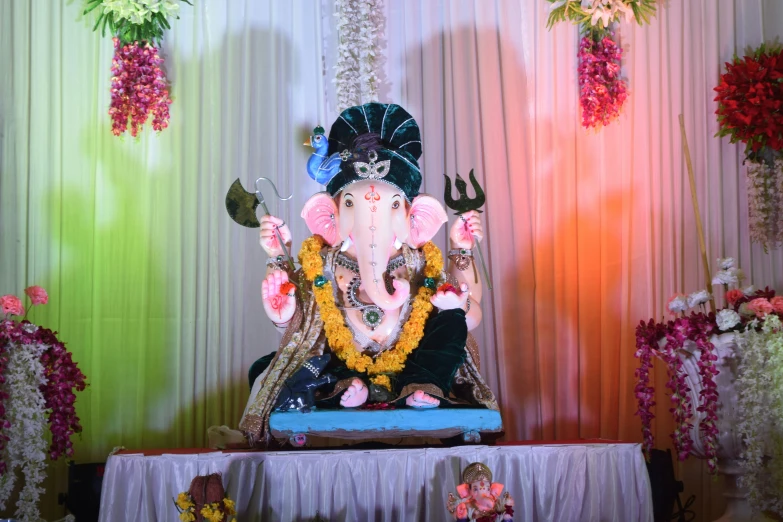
[83,0,103,15]
[92,12,104,32]
[158,13,171,30]
[101,12,110,36]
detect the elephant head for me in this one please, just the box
[456,480,504,513]
[302,181,447,311]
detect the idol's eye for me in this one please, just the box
[345,200,353,208]
[392,201,400,209]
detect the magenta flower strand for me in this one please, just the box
[109,37,172,137]
[578,34,628,129]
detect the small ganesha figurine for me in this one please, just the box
[447,462,514,522]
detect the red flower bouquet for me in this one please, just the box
[714,45,783,250]
[714,45,783,156]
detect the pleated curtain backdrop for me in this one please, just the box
[1,0,783,520]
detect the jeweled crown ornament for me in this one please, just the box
[462,462,492,484]
[353,150,392,179]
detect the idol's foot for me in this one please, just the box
[406,389,440,409]
[339,378,369,408]
[207,425,251,450]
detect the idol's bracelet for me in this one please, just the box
[266,255,288,271]
[271,317,292,328]
[448,249,473,271]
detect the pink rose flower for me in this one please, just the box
[771,296,783,314]
[24,285,48,306]
[725,289,744,306]
[747,298,774,318]
[0,295,25,316]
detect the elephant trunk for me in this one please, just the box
[356,227,410,311]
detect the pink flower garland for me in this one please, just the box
[0,320,86,464]
[634,318,661,459]
[577,34,628,129]
[109,37,172,137]
[634,314,720,472]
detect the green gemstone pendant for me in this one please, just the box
[314,275,327,288]
[361,306,385,330]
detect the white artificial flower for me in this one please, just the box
[688,290,711,308]
[716,309,741,331]
[712,268,739,286]
[735,268,746,283]
[717,257,735,270]
[743,285,757,295]
[102,0,180,25]
[668,295,689,313]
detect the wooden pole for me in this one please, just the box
[678,114,716,314]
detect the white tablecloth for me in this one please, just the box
[99,443,653,521]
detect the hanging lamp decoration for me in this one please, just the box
[545,0,656,129]
[84,0,191,137]
[333,0,386,112]
[714,44,783,251]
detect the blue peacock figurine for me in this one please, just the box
[305,126,343,185]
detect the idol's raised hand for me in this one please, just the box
[259,215,292,258]
[449,210,483,249]
[262,270,296,326]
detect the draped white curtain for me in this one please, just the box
[2,0,783,520]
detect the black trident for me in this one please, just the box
[443,169,492,290]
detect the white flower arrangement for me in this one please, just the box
[712,268,742,286]
[716,309,741,331]
[0,342,49,521]
[334,0,386,111]
[735,314,783,515]
[100,0,180,25]
[546,0,656,30]
[667,295,689,314]
[717,257,735,270]
[746,156,783,251]
[687,289,711,309]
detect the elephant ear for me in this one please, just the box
[407,194,447,247]
[301,192,341,246]
[456,483,470,499]
[490,483,504,497]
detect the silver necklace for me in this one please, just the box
[337,253,405,331]
[335,252,405,275]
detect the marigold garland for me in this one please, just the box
[299,236,442,390]
[174,491,236,522]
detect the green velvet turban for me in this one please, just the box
[326,103,422,202]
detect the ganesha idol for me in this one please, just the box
[447,463,514,521]
[213,102,501,448]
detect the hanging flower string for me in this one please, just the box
[333,0,386,112]
[577,34,627,129]
[634,319,660,459]
[546,0,657,130]
[85,0,190,136]
[109,37,172,137]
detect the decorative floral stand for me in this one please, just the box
[673,333,773,522]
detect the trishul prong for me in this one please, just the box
[444,170,492,290]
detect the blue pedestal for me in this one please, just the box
[269,408,502,445]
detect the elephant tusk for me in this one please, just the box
[393,237,403,250]
[340,237,353,252]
